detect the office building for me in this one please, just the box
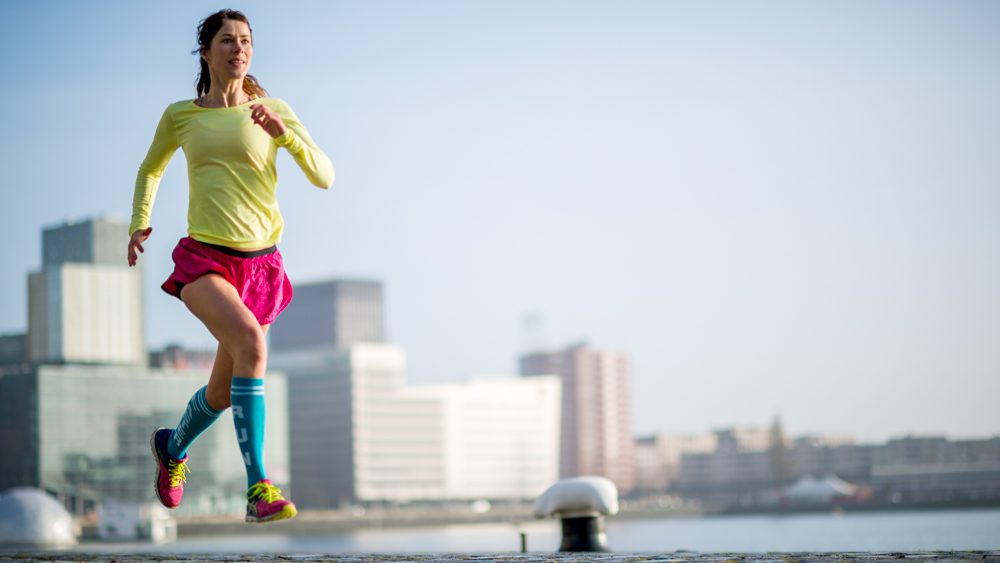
[672,426,817,498]
[271,343,561,507]
[0,364,290,517]
[634,433,718,494]
[412,375,561,501]
[0,333,26,366]
[520,342,636,493]
[27,217,144,365]
[791,437,876,484]
[870,436,1000,502]
[41,217,125,267]
[271,343,424,506]
[270,279,384,352]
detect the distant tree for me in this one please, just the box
[769,414,795,485]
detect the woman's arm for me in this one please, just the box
[253,99,334,189]
[128,107,179,265]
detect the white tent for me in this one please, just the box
[784,474,857,502]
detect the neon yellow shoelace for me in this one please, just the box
[167,459,190,488]
[247,481,284,503]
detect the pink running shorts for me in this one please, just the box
[161,237,294,326]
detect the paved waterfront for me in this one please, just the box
[1,552,999,562]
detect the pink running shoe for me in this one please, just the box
[150,427,189,509]
[245,479,298,523]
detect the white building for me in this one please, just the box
[27,217,145,365]
[271,343,561,507]
[411,376,561,501]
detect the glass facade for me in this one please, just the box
[1,365,289,517]
[0,365,39,490]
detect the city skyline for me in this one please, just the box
[1,1,998,442]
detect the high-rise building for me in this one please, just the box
[520,342,636,493]
[27,217,144,365]
[271,343,561,507]
[270,279,384,352]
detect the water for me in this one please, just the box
[75,508,1000,554]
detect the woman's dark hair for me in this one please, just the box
[193,9,267,98]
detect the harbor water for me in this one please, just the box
[64,508,1000,554]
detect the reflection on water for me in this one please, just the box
[67,509,1000,554]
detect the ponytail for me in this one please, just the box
[196,57,211,97]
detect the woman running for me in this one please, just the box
[127,9,333,523]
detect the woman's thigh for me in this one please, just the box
[180,274,267,377]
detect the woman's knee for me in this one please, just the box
[230,326,268,367]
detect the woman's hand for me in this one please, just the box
[128,227,152,267]
[249,104,287,139]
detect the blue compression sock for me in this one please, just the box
[168,386,223,459]
[231,376,268,487]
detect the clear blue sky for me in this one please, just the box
[2,1,998,442]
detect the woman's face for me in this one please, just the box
[203,19,253,84]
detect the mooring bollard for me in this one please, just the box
[533,476,619,552]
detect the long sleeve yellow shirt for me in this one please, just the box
[131,97,334,250]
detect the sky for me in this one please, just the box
[1,0,998,443]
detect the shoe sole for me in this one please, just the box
[246,504,298,523]
[150,427,178,510]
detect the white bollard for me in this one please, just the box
[533,476,619,552]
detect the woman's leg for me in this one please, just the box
[204,327,272,486]
[180,273,295,522]
[166,386,224,460]
[180,274,269,481]
[165,339,242,459]
[204,325,269,411]
[180,274,268,379]
[152,280,253,507]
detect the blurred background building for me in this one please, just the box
[635,422,1000,510]
[520,342,636,494]
[0,333,26,366]
[634,432,718,494]
[270,279,385,352]
[869,436,1000,504]
[271,295,562,508]
[4,215,997,519]
[27,217,144,365]
[148,344,217,371]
